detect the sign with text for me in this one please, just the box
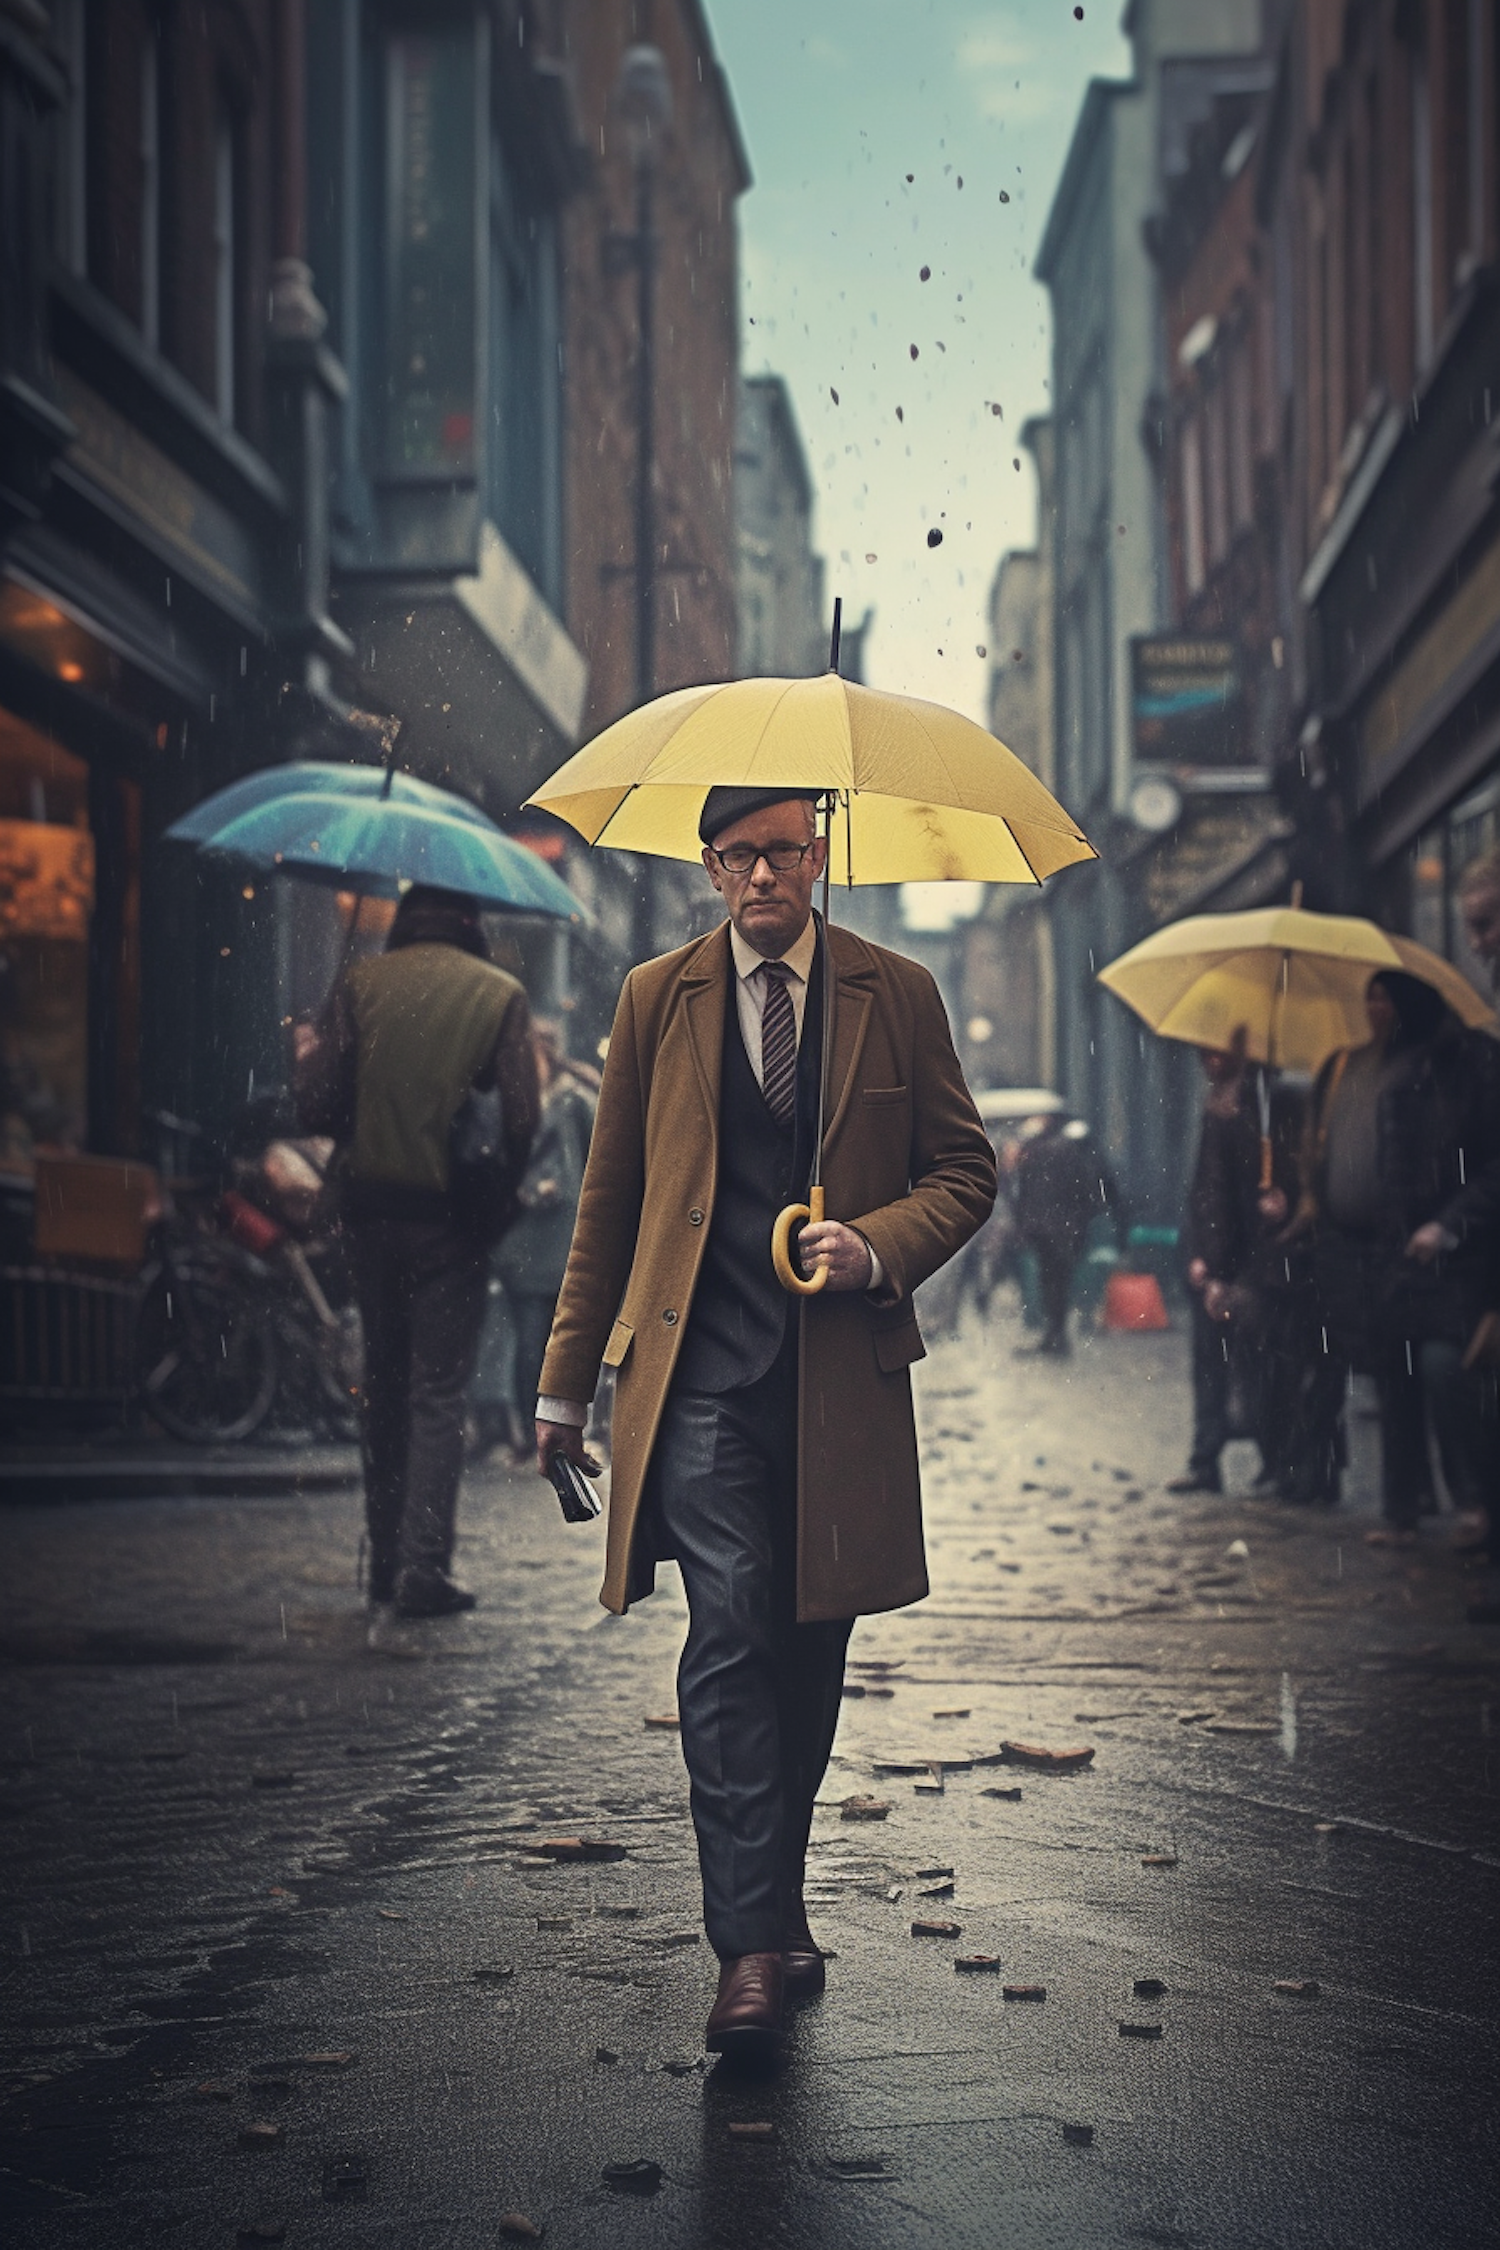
[1130,635,1245,768]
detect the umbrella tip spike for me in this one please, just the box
[828,596,842,676]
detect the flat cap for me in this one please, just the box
[699,784,821,846]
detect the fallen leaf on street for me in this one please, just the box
[1177,1709,1216,1724]
[377,1909,406,1922]
[499,2215,545,2242]
[643,1715,680,1730]
[932,1707,971,1719]
[1119,2021,1163,2039]
[524,1838,628,1863]
[999,1741,1095,1772]
[981,1785,1023,1802]
[473,1965,514,1982]
[1063,2123,1094,2146]
[841,1683,867,1697]
[193,2081,234,2101]
[918,1879,955,1898]
[1273,1978,1321,1997]
[1206,1721,1276,1736]
[728,2120,775,2138]
[841,1795,892,1821]
[1140,1854,1178,1868]
[886,1885,904,1902]
[595,2046,620,2064]
[536,1917,571,1931]
[658,1931,701,1947]
[1003,1984,1046,2001]
[238,2121,282,2150]
[955,1955,1002,1973]
[911,1918,962,1937]
[1133,1978,1167,1997]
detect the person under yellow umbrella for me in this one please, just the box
[526,613,1091,2058]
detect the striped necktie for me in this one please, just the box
[759,960,798,1124]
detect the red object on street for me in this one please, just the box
[221,1190,284,1255]
[1103,1270,1169,1331]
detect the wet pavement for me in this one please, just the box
[3,1301,1499,2249]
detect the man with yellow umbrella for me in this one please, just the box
[527,642,1091,2062]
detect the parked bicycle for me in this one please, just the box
[135,1105,361,1445]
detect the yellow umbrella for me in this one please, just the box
[1097,905,1494,1073]
[526,622,1095,1292]
[524,669,1093,886]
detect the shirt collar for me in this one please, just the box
[728,914,818,987]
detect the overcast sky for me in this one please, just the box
[704,0,1132,725]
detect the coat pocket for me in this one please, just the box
[861,1085,909,1105]
[602,1318,634,1369]
[873,1313,926,1373]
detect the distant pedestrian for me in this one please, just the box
[1171,1034,1262,1495]
[1011,1112,1117,1356]
[1291,972,1453,1530]
[297,886,539,1623]
[488,1023,598,1460]
[1458,846,1500,991]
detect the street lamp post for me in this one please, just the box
[614,43,672,713]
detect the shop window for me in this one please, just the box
[0,712,93,1172]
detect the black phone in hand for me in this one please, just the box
[547,1452,602,1523]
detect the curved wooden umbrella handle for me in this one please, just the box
[772,1184,828,1296]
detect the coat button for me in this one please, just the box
[688,1208,704,1225]
[663,1308,678,1325]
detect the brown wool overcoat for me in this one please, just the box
[540,919,997,1622]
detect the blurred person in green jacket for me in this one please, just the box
[298,886,539,1621]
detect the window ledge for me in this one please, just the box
[48,270,286,522]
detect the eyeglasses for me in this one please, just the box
[708,840,817,875]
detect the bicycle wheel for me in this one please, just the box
[136,1251,278,1443]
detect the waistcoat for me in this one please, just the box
[673,940,824,1394]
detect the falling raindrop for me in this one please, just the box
[999,190,1011,204]
[976,645,987,658]
[919,266,931,281]
[830,387,839,403]
[910,344,919,360]
[865,552,878,563]
[927,528,943,548]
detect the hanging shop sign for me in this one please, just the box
[1130,635,1245,769]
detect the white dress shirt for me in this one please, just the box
[538,915,880,1428]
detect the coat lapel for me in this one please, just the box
[681,924,728,1140]
[820,925,878,1161]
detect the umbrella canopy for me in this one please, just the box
[1098,906,1494,1072]
[524,672,1095,885]
[198,792,583,921]
[166,760,500,846]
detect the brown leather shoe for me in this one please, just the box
[705,1951,784,2061]
[782,1937,826,2000]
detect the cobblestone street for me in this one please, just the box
[3,1302,1499,2249]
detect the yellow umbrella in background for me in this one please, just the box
[526,609,1096,1292]
[1097,904,1494,1074]
[1098,903,1495,1190]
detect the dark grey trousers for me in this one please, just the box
[651,1341,852,1960]
[351,1218,488,1597]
